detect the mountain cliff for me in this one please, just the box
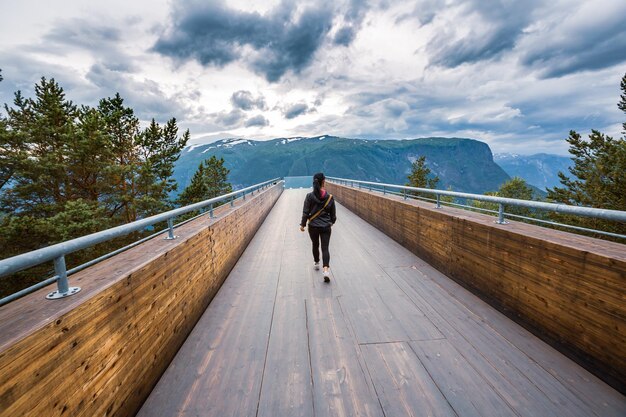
[173,136,511,195]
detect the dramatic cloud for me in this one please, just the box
[38,19,139,73]
[45,21,121,46]
[283,103,312,119]
[1,0,624,155]
[0,51,89,107]
[154,0,334,82]
[245,114,269,127]
[395,0,439,26]
[0,14,198,124]
[519,1,626,78]
[230,90,267,111]
[333,0,370,45]
[426,0,541,68]
[85,63,194,121]
[333,27,356,46]
[213,109,245,127]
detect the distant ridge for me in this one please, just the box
[173,135,511,195]
[494,153,573,192]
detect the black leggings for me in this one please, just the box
[308,226,332,267]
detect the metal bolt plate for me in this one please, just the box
[46,287,81,300]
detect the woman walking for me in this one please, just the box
[300,172,336,282]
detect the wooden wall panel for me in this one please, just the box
[326,182,626,393]
[0,183,283,417]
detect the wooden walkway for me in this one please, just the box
[137,189,625,417]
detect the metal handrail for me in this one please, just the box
[0,178,282,303]
[327,177,626,226]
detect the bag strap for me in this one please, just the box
[308,194,333,224]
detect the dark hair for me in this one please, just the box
[313,172,325,199]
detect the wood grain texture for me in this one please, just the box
[306,296,384,417]
[0,183,283,417]
[360,342,456,417]
[409,339,517,417]
[325,181,626,394]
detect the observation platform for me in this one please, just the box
[137,189,624,417]
[1,183,624,417]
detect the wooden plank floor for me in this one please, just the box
[137,189,625,417]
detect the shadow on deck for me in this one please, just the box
[138,189,625,417]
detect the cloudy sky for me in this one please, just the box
[1,0,625,154]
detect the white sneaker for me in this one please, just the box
[314,262,320,270]
[323,268,330,283]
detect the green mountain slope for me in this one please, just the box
[173,136,511,195]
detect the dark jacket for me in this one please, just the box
[300,191,336,228]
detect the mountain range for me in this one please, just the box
[173,135,511,195]
[494,153,573,192]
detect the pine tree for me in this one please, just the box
[0,78,191,296]
[1,78,78,216]
[0,79,11,190]
[204,156,232,198]
[95,97,190,220]
[97,93,141,222]
[177,156,232,207]
[69,106,114,202]
[617,73,626,135]
[546,130,626,234]
[407,156,439,189]
[136,118,189,215]
[1,91,30,192]
[406,156,439,199]
[546,72,626,237]
[177,163,209,206]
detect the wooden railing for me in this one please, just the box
[326,181,626,394]
[0,182,284,417]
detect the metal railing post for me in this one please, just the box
[209,203,214,218]
[243,190,246,201]
[46,256,80,299]
[403,189,407,200]
[496,203,508,224]
[383,186,386,195]
[165,218,177,239]
[436,194,441,209]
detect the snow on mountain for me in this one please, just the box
[494,153,572,191]
[186,144,205,153]
[493,153,521,160]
